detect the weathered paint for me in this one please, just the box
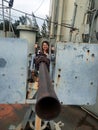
[54,42,98,105]
[0,38,28,103]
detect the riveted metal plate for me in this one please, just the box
[0,38,28,103]
[54,42,98,105]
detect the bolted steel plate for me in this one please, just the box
[54,42,98,105]
[0,38,28,103]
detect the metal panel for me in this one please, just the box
[54,42,98,105]
[83,88,98,117]
[83,101,98,117]
[0,38,28,103]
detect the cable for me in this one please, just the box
[33,0,45,13]
[0,4,78,30]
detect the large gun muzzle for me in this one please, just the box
[35,56,61,120]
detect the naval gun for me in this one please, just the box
[34,53,61,120]
[0,38,61,121]
[0,38,98,130]
[1,38,97,105]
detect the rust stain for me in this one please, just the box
[0,104,28,119]
[86,48,95,63]
[85,50,90,63]
[58,68,61,72]
[85,58,89,64]
[90,82,94,86]
[0,104,29,130]
[58,74,61,78]
[57,74,61,83]
[91,53,95,61]
[87,50,90,55]
[56,68,62,87]
[86,58,89,62]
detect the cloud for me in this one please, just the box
[14,0,50,18]
[0,0,50,27]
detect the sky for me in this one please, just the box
[0,0,50,27]
[14,0,50,27]
[14,0,50,18]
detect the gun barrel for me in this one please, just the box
[35,62,61,120]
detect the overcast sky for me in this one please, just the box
[0,0,50,26]
[14,0,50,17]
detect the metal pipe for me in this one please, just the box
[35,62,61,120]
[89,10,97,43]
[50,0,56,38]
[69,2,77,41]
[56,0,64,41]
[9,7,11,32]
[2,0,5,35]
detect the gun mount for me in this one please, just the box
[0,38,98,130]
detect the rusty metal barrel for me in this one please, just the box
[35,61,61,120]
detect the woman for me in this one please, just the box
[30,40,50,71]
[41,40,49,56]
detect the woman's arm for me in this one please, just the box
[30,54,35,71]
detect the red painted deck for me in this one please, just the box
[0,104,29,130]
[0,105,98,130]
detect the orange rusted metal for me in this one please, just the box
[35,115,41,130]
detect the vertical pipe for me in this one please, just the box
[89,10,97,43]
[56,0,64,41]
[69,2,77,41]
[2,0,5,35]
[9,8,11,32]
[50,0,56,38]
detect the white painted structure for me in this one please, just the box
[50,0,98,43]
[17,25,37,54]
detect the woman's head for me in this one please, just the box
[41,40,49,54]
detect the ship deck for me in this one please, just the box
[0,105,98,130]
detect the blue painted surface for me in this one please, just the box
[54,42,98,105]
[0,38,28,103]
